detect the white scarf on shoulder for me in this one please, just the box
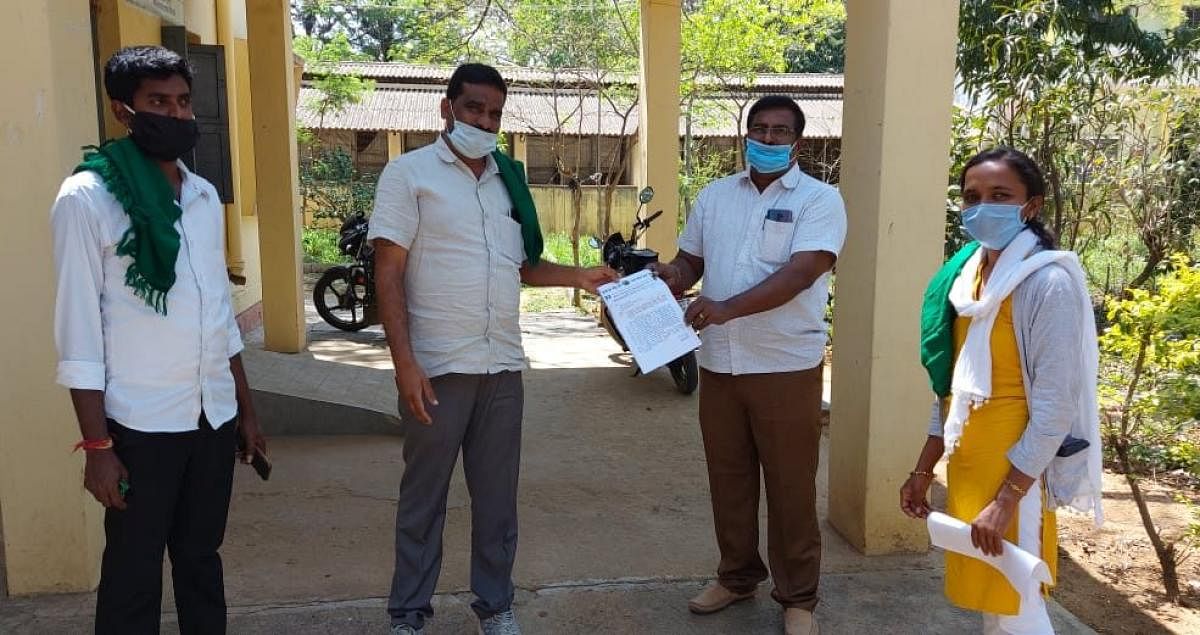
[944,230,1103,525]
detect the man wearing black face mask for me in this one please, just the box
[49,46,265,634]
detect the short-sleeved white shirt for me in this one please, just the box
[678,164,846,375]
[367,135,526,378]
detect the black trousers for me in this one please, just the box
[95,415,237,635]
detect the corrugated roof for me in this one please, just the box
[307,61,844,93]
[297,86,842,139]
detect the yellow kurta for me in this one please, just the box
[944,290,1058,616]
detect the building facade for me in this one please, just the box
[0,0,304,595]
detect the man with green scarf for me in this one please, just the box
[371,64,618,635]
[50,46,266,634]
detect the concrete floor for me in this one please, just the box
[0,310,1093,634]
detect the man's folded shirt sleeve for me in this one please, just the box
[51,190,107,390]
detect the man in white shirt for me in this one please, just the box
[654,95,847,635]
[50,46,266,634]
[370,64,616,635]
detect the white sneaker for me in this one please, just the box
[479,609,522,635]
[391,624,423,635]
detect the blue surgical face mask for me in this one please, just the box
[744,138,793,175]
[446,109,498,159]
[961,202,1028,250]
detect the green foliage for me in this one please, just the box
[1100,255,1200,476]
[785,9,845,73]
[297,32,375,128]
[502,0,640,72]
[299,146,378,221]
[293,0,490,64]
[302,228,350,264]
[543,232,601,268]
[951,1,1200,292]
[680,145,736,221]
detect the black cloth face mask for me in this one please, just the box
[123,103,198,161]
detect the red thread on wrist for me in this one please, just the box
[73,438,114,452]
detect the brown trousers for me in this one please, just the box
[698,365,824,610]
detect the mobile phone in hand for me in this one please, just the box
[236,434,272,481]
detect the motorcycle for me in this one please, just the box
[590,186,699,395]
[313,211,378,332]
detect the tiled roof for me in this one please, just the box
[298,86,842,139]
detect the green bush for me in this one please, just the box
[302,228,350,264]
[542,232,601,268]
[1100,254,1200,478]
[299,146,377,222]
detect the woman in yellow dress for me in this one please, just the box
[900,148,1103,634]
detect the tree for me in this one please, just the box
[1100,254,1200,603]
[296,33,374,133]
[496,0,642,306]
[295,32,375,219]
[1105,86,1200,290]
[291,0,494,63]
[954,0,1200,286]
[292,0,342,40]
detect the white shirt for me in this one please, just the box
[368,136,525,378]
[678,164,846,375]
[51,165,243,432]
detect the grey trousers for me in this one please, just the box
[388,372,524,629]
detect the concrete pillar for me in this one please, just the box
[511,133,529,167]
[827,0,961,554]
[0,0,105,594]
[247,0,305,353]
[387,131,405,160]
[216,0,245,275]
[636,0,681,256]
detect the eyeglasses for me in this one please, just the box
[747,125,797,141]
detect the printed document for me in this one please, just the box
[598,270,701,374]
[927,511,1052,603]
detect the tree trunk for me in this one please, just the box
[682,94,695,216]
[571,181,583,307]
[1115,442,1181,603]
[1113,333,1182,603]
[1126,247,1164,293]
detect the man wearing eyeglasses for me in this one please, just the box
[652,95,846,635]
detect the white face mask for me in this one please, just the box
[446,108,498,159]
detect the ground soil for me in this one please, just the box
[1055,471,1200,634]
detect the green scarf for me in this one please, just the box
[492,150,544,266]
[919,241,981,398]
[74,137,181,315]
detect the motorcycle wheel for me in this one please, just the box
[313,265,370,332]
[668,352,699,395]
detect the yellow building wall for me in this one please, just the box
[95,0,163,140]
[215,0,264,318]
[0,0,108,594]
[0,0,276,593]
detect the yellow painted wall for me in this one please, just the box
[233,39,258,217]
[215,2,263,316]
[230,216,264,315]
[0,0,107,594]
[0,0,283,593]
[530,186,639,238]
[185,0,218,42]
[95,0,163,140]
